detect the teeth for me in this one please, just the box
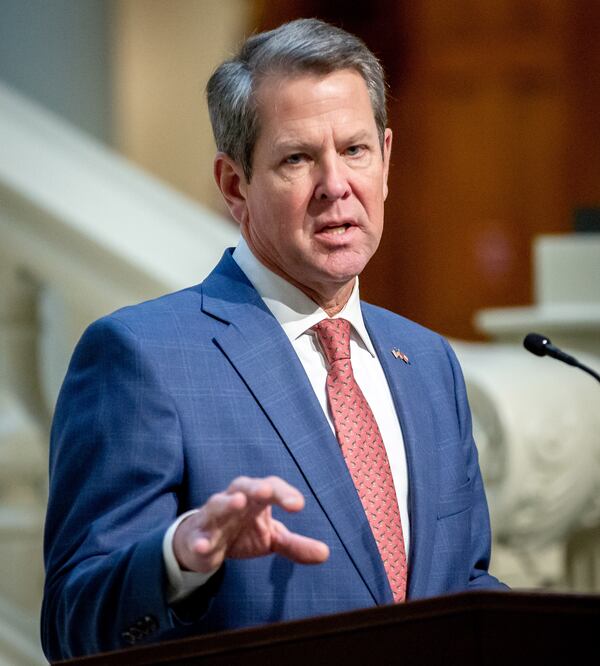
[323,226,347,235]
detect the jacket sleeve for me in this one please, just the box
[441,337,509,592]
[41,315,214,661]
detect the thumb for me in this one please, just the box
[270,520,330,564]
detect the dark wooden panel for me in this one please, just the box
[57,591,600,665]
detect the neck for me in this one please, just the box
[270,266,355,317]
[242,242,356,317]
[312,283,354,317]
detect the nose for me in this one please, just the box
[314,155,351,201]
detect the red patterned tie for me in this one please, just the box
[312,318,407,602]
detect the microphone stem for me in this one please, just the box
[578,362,600,384]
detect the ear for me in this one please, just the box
[382,128,392,201]
[214,152,249,225]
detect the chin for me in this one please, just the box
[323,253,372,281]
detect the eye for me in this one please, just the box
[284,153,307,165]
[345,145,366,157]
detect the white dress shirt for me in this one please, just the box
[164,239,410,601]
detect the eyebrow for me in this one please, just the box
[273,130,374,155]
[273,140,313,155]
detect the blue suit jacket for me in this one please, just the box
[42,250,505,660]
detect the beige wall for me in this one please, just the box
[111,0,251,213]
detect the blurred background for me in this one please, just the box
[3,0,599,338]
[0,1,599,663]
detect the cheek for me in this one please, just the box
[247,175,315,237]
[362,179,386,220]
[272,187,313,230]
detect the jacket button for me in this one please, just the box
[121,630,136,645]
[129,626,145,640]
[142,615,159,633]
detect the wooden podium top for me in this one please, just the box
[57,590,600,665]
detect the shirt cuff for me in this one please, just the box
[162,509,219,604]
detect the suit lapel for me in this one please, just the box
[362,307,439,599]
[201,253,392,605]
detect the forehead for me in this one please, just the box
[253,69,377,142]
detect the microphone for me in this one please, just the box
[523,332,600,384]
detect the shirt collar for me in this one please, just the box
[232,238,376,356]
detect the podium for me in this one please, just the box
[57,591,600,665]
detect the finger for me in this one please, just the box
[174,492,250,572]
[270,520,330,564]
[187,536,226,573]
[228,476,305,512]
[198,490,247,527]
[185,492,249,551]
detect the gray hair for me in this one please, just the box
[206,18,387,181]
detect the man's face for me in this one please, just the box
[224,68,392,306]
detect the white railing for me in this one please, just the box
[455,340,600,590]
[0,81,238,664]
[462,232,600,590]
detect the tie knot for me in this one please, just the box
[312,318,351,365]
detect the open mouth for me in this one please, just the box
[318,223,352,236]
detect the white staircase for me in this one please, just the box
[0,81,238,664]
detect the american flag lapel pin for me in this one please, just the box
[391,348,410,364]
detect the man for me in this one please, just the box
[42,18,506,662]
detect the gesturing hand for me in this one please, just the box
[172,476,330,574]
